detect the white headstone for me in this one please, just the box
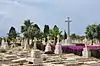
[1,39,8,49]
[30,40,42,66]
[21,39,24,46]
[29,49,42,65]
[82,46,91,58]
[44,36,52,52]
[16,37,21,44]
[29,39,32,45]
[33,37,37,49]
[24,39,29,50]
[54,35,62,54]
[42,38,46,45]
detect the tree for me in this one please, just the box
[96,24,100,42]
[43,25,49,42]
[21,19,42,46]
[8,26,17,41]
[31,24,41,39]
[85,24,98,45]
[21,19,34,45]
[64,31,67,39]
[51,25,62,44]
[33,24,40,30]
[21,19,33,39]
[70,33,77,40]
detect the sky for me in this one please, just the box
[0,0,100,37]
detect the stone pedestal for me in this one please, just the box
[64,37,74,46]
[29,49,42,66]
[65,36,72,44]
[54,44,62,54]
[82,47,91,58]
[44,43,52,52]
[45,36,52,52]
[54,35,62,54]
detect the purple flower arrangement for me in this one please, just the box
[61,45,100,52]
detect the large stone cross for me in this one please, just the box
[65,17,72,38]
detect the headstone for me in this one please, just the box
[1,39,8,49]
[16,37,21,44]
[33,37,37,49]
[21,39,24,47]
[29,39,32,45]
[29,50,42,65]
[28,37,42,66]
[44,36,52,52]
[11,43,16,48]
[42,38,46,45]
[82,46,91,58]
[23,38,29,50]
[54,35,62,54]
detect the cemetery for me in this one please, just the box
[0,17,100,66]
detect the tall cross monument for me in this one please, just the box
[65,17,72,45]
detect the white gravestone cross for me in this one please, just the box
[30,37,42,66]
[54,35,62,54]
[42,38,46,45]
[44,36,52,52]
[24,38,29,50]
[33,37,37,49]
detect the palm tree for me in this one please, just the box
[50,25,62,44]
[43,25,49,42]
[21,19,42,45]
[21,19,34,44]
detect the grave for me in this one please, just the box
[44,36,52,53]
[82,46,91,58]
[1,39,8,49]
[23,38,29,50]
[64,17,74,46]
[42,38,46,45]
[27,37,42,66]
[54,35,62,54]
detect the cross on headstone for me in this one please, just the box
[47,36,51,44]
[57,35,60,44]
[23,38,29,50]
[54,35,62,54]
[42,38,46,45]
[44,36,52,52]
[34,37,37,49]
[65,17,72,38]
